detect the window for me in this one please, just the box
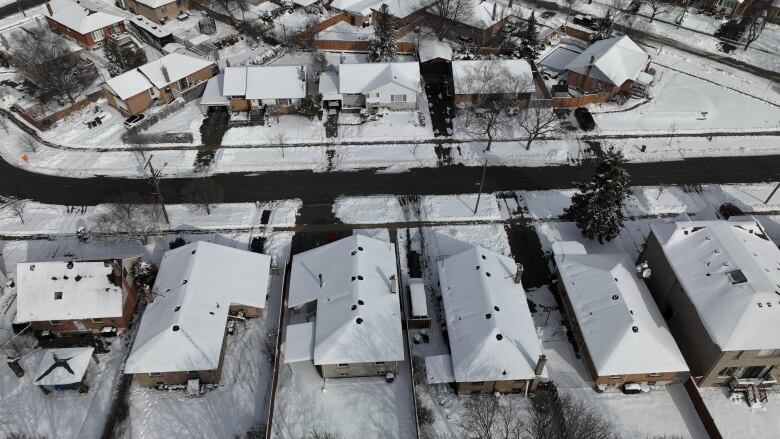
[608,375,622,379]
[727,270,748,284]
[179,77,189,89]
[91,29,104,42]
[648,373,663,377]
[374,361,385,366]
[390,94,407,102]
[110,23,122,34]
[758,349,780,357]
[339,372,348,377]
[149,372,162,377]
[741,366,766,379]
[337,363,349,368]
[54,291,63,300]
[161,5,167,12]
[50,320,62,325]
[91,318,103,323]
[718,367,737,378]
[277,98,292,106]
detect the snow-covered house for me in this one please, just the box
[284,235,404,378]
[640,217,780,388]
[44,0,127,49]
[102,52,217,116]
[34,347,95,394]
[14,257,141,336]
[323,62,421,111]
[551,243,689,389]
[418,38,452,79]
[431,246,547,394]
[564,35,651,96]
[328,0,430,27]
[456,0,513,42]
[123,0,190,24]
[124,241,271,387]
[199,65,307,114]
[451,59,534,107]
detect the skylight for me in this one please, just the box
[727,270,748,285]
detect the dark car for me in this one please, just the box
[719,203,744,220]
[572,14,594,28]
[540,11,556,19]
[574,107,596,131]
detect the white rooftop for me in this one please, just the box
[409,278,428,318]
[329,0,429,17]
[216,65,307,100]
[46,0,125,35]
[650,218,780,352]
[138,52,214,89]
[463,0,509,29]
[15,259,130,323]
[133,0,177,8]
[200,73,230,106]
[129,15,172,38]
[451,59,534,95]
[125,242,270,374]
[566,35,650,86]
[34,347,94,386]
[554,249,688,376]
[318,70,340,100]
[418,38,453,63]
[438,247,544,383]
[283,321,315,363]
[338,62,420,95]
[289,234,404,365]
[105,68,153,100]
[425,354,455,384]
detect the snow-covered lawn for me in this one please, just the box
[332,194,503,224]
[700,386,780,439]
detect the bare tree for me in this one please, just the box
[273,132,288,158]
[564,0,578,26]
[744,8,768,50]
[421,0,473,41]
[0,113,8,134]
[645,0,673,23]
[0,196,26,224]
[460,61,532,151]
[92,192,166,245]
[20,133,39,154]
[10,25,98,104]
[458,395,500,439]
[180,179,224,215]
[518,107,558,150]
[525,388,619,439]
[296,17,320,51]
[207,0,249,22]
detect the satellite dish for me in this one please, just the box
[642,268,652,279]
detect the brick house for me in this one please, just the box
[328,0,431,27]
[124,241,271,387]
[551,243,689,389]
[639,218,780,388]
[44,0,126,49]
[102,52,217,116]
[429,246,547,395]
[14,257,141,336]
[284,235,405,379]
[565,35,651,96]
[123,0,190,24]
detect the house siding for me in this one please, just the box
[126,0,190,24]
[320,360,400,379]
[45,16,126,49]
[456,379,531,395]
[103,85,153,116]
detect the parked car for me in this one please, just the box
[124,114,146,129]
[177,11,190,21]
[540,11,556,19]
[574,107,596,131]
[719,203,744,220]
[621,383,642,395]
[572,14,594,28]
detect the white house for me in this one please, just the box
[124,241,271,387]
[200,65,307,114]
[34,347,95,393]
[429,246,546,394]
[283,234,404,378]
[322,62,421,111]
[552,244,689,388]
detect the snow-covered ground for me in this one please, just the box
[699,386,780,439]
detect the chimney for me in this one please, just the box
[390,274,397,294]
[534,354,547,376]
[161,65,170,83]
[46,1,53,16]
[298,65,305,82]
[318,273,323,287]
[508,0,513,7]
[514,263,524,284]
[492,2,497,20]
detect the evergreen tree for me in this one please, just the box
[104,39,147,77]
[563,147,631,243]
[593,8,615,41]
[517,12,545,60]
[367,4,397,62]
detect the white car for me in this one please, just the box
[124,114,146,129]
[177,11,190,21]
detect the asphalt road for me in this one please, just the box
[0,0,45,20]
[1,155,778,206]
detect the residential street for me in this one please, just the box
[1,154,778,206]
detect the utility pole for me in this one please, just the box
[144,155,170,224]
[474,156,488,214]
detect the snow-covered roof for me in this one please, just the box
[551,240,587,256]
[105,68,153,100]
[338,62,420,95]
[34,347,94,386]
[222,66,247,96]
[138,52,215,89]
[289,235,404,365]
[425,354,455,384]
[565,35,649,86]
[15,259,131,323]
[46,0,125,35]
[130,15,172,38]
[125,242,270,374]
[650,218,780,352]
[437,247,544,383]
[133,0,177,8]
[291,0,317,6]
[409,278,428,318]
[318,70,341,100]
[418,38,453,63]
[246,65,307,100]
[451,59,534,95]
[330,0,429,17]
[554,250,688,376]
[462,0,509,29]
[283,321,315,363]
[200,74,230,106]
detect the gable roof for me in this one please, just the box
[105,68,153,100]
[338,62,420,95]
[329,0,430,17]
[650,218,780,352]
[35,347,94,386]
[554,251,688,376]
[437,247,543,383]
[451,59,534,95]
[138,52,214,89]
[15,259,132,323]
[463,0,509,29]
[565,36,649,86]
[289,234,404,365]
[124,242,270,374]
[46,0,125,35]
[214,65,307,100]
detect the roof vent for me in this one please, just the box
[502,370,507,376]
[486,272,491,277]
[174,306,180,312]
[481,255,486,260]
[191,250,196,254]
[67,261,74,269]
[358,299,364,305]
[181,280,188,285]
[351,305,357,310]
[358,246,363,251]
[357,275,364,280]
[632,326,639,333]
[75,275,82,282]
[29,264,35,271]
[54,291,62,300]
[356,317,363,325]
[475,265,480,270]
[494,306,500,311]
[496,334,503,341]
[351,276,356,281]
[172,325,180,331]
[209,311,214,315]
[612,295,619,300]
[351,251,357,256]
[485,313,492,319]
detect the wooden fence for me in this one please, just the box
[13,89,104,131]
[314,39,415,53]
[552,92,612,108]
[684,378,723,439]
